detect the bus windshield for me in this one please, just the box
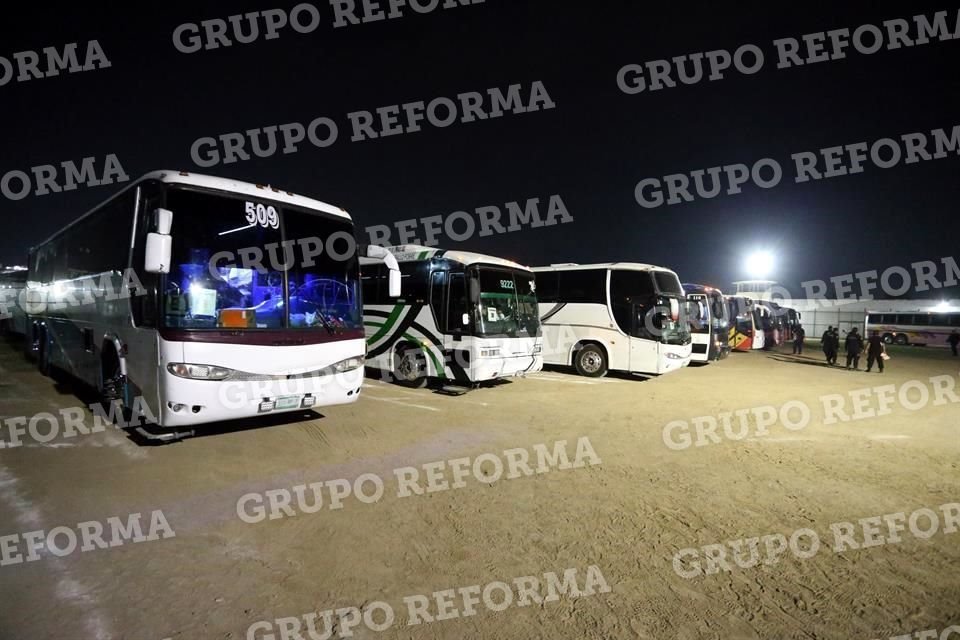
[653,270,684,295]
[687,295,710,334]
[161,187,361,333]
[659,294,691,345]
[473,267,540,339]
[709,291,728,330]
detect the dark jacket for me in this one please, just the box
[867,335,884,355]
[845,332,863,354]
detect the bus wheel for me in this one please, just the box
[894,334,909,345]
[574,344,607,378]
[394,345,428,388]
[37,329,51,376]
[882,333,894,344]
[100,348,132,423]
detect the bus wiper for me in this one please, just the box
[313,309,336,334]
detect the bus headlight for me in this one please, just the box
[533,344,542,354]
[480,348,501,358]
[665,352,685,360]
[332,357,364,373]
[167,363,234,380]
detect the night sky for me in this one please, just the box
[2,1,958,297]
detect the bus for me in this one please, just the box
[865,309,960,346]
[783,307,802,342]
[361,245,543,388]
[0,269,27,337]
[750,302,768,350]
[25,170,400,438]
[533,263,691,377]
[683,283,730,363]
[756,301,785,350]
[725,294,762,352]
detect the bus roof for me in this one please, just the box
[375,245,534,271]
[867,307,960,314]
[533,262,678,275]
[143,171,349,219]
[30,171,350,253]
[682,282,724,295]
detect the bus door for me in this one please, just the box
[628,302,659,372]
[431,270,472,382]
[125,183,164,418]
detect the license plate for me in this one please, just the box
[276,396,300,410]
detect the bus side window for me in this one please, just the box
[534,272,559,303]
[361,264,384,305]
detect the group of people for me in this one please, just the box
[818,326,887,371]
[791,324,960,364]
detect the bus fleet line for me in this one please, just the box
[0,170,914,439]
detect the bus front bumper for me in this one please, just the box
[158,368,366,428]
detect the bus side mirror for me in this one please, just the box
[363,244,402,297]
[145,234,171,274]
[388,269,401,298]
[144,208,173,274]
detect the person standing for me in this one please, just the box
[845,327,864,370]
[793,324,806,354]
[865,330,886,373]
[822,326,834,363]
[949,329,960,357]
[831,328,841,365]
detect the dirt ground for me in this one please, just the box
[0,337,958,640]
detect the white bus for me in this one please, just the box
[866,309,960,346]
[25,171,399,438]
[533,263,692,377]
[361,245,543,388]
[682,283,730,363]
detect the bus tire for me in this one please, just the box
[881,333,894,344]
[99,345,134,425]
[394,344,428,388]
[574,344,607,378]
[894,334,909,345]
[37,328,51,377]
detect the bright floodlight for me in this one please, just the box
[745,251,774,278]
